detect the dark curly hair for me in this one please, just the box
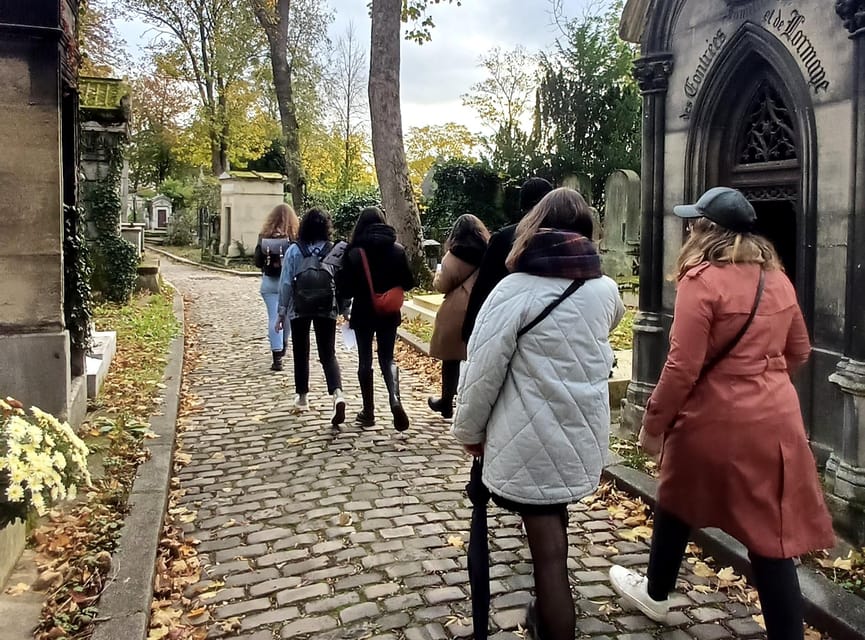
[298,207,333,243]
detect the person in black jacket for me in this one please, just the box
[338,207,416,431]
[461,177,553,343]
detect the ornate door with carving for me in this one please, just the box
[715,70,802,282]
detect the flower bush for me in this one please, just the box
[0,398,92,525]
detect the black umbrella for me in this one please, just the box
[465,456,490,640]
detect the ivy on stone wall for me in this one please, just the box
[86,141,139,304]
[63,203,93,354]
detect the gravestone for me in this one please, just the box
[601,170,640,278]
[561,173,593,205]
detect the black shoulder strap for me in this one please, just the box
[298,243,311,258]
[517,280,585,338]
[699,268,766,379]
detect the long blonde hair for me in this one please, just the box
[506,187,593,271]
[261,203,299,239]
[675,217,782,280]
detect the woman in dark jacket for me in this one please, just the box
[338,207,416,431]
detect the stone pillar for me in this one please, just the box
[828,2,865,542]
[0,1,79,421]
[622,53,674,434]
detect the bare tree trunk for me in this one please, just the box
[252,0,306,209]
[369,0,429,280]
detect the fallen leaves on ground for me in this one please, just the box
[394,340,441,392]
[148,313,209,640]
[808,548,865,599]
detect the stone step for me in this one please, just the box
[401,299,437,324]
[412,294,444,313]
[86,330,117,398]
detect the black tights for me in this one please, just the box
[523,509,574,640]
[647,508,804,640]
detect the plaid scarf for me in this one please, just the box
[513,229,602,280]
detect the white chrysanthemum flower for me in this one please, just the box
[52,451,67,470]
[7,416,29,441]
[30,493,47,515]
[67,484,78,501]
[8,461,26,485]
[5,484,24,502]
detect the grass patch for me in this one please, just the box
[610,306,636,351]
[92,287,180,416]
[402,317,434,344]
[610,435,658,477]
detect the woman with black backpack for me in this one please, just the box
[254,203,298,371]
[338,207,415,431]
[276,208,347,426]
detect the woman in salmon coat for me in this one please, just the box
[427,214,490,418]
[609,187,834,640]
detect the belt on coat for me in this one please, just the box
[711,354,788,376]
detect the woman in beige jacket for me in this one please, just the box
[428,214,490,418]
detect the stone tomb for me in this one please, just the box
[218,171,285,257]
[620,0,865,541]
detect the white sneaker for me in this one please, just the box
[293,393,309,412]
[609,565,670,623]
[331,390,346,426]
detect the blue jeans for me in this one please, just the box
[260,276,288,351]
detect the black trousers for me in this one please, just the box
[440,359,461,400]
[355,324,397,375]
[647,508,804,640]
[290,317,342,395]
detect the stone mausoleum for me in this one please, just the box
[620,0,865,540]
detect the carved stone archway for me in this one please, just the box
[684,22,818,326]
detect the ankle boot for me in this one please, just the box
[428,361,457,417]
[427,396,453,419]
[356,370,375,426]
[383,363,409,432]
[271,350,284,371]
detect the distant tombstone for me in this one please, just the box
[589,207,603,244]
[561,173,593,206]
[601,170,641,278]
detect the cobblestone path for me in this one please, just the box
[164,261,769,640]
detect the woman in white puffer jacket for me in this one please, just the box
[452,187,624,640]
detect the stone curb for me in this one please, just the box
[91,286,185,640]
[396,326,431,355]
[146,244,260,278]
[603,463,865,640]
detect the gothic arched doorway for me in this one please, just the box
[684,22,818,425]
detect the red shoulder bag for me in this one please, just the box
[359,248,404,315]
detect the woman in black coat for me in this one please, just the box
[338,207,416,431]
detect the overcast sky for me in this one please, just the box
[116,0,598,133]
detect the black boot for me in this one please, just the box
[271,350,284,371]
[428,360,458,418]
[383,363,409,432]
[356,369,375,427]
[525,599,546,640]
